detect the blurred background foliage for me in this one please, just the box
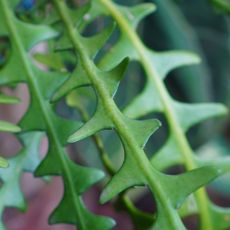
[147,0,230,197]
[113,0,230,196]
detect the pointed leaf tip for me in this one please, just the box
[0,94,20,104]
[149,50,201,80]
[102,57,129,97]
[175,102,228,131]
[52,60,90,103]
[0,121,21,133]
[161,165,220,209]
[124,3,156,28]
[68,134,78,143]
[83,22,116,59]
[124,117,161,148]
[69,162,106,194]
[100,152,145,204]
[50,195,115,229]
[0,157,9,168]
[68,100,112,143]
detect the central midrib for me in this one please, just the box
[98,0,213,229]
[0,1,86,229]
[54,0,185,229]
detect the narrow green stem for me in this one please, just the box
[98,0,213,229]
[75,101,154,223]
[0,1,87,229]
[75,102,115,174]
[54,0,182,228]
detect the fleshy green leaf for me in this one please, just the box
[125,3,156,29]
[98,57,129,97]
[0,132,42,229]
[174,101,228,131]
[124,81,162,118]
[148,49,201,80]
[0,120,21,133]
[0,94,20,104]
[68,100,112,143]
[82,23,115,59]
[100,150,146,204]
[15,19,58,50]
[151,137,183,170]
[33,52,66,71]
[0,0,227,229]
[0,157,8,168]
[90,0,229,229]
[124,117,161,148]
[52,58,90,102]
[0,0,112,229]
[157,166,220,209]
[50,196,115,229]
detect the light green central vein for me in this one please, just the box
[54,0,186,229]
[0,0,86,228]
[98,0,213,229]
